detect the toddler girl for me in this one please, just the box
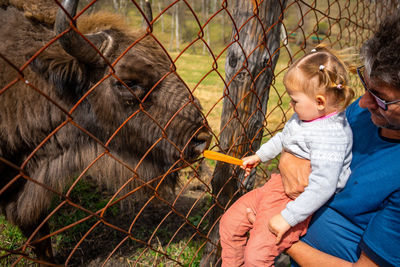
[219,45,355,266]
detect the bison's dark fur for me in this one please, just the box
[0,0,210,264]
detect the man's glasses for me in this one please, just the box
[357,65,400,110]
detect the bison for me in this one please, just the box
[0,0,211,264]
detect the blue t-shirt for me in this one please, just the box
[293,98,400,266]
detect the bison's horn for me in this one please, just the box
[55,0,111,64]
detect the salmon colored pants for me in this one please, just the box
[219,174,311,267]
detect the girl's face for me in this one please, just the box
[287,90,322,121]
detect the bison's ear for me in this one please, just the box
[28,51,91,104]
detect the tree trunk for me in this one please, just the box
[202,0,210,55]
[158,1,164,33]
[175,3,180,51]
[221,10,226,44]
[142,0,153,28]
[169,3,175,51]
[200,0,288,266]
[112,0,128,16]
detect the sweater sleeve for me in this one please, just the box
[281,136,349,226]
[255,132,284,162]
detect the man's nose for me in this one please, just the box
[359,91,379,109]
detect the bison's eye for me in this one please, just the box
[114,80,146,105]
[123,80,138,89]
[125,100,135,106]
[114,80,141,91]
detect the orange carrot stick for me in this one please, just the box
[203,150,243,166]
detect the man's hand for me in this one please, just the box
[279,152,311,199]
[268,213,291,244]
[241,154,261,177]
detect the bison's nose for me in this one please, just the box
[189,131,212,157]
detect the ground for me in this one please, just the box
[51,162,214,266]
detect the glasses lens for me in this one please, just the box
[372,94,388,110]
[357,66,388,110]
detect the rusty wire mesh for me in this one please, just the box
[0,0,396,266]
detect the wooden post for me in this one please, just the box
[200,0,287,265]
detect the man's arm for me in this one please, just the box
[279,151,310,199]
[287,241,379,267]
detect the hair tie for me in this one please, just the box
[319,65,325,71]
[311,49,317,52]
[336,84,343,89]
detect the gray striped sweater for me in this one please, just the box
[256,111,352,226]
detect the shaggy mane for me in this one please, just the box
[77,11,133,35]
[4,0,135,35]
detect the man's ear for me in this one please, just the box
[315,95,326,110]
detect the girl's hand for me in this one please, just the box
[241,155,261,177]
[279,152,310,199]
[268,213,291,244]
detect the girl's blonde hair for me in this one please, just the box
[283,44,355,111]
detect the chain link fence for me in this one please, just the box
[0,0,396,266]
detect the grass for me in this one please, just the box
[171,52,227,134]
[49,179,120,248]
[0,217,25,252]
[128,239,204,267]
[171,47,295,139]
[0,179,122,266]
[0,176,214,265]
[0,216,30,267]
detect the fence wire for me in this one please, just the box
[0,0,396,266]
